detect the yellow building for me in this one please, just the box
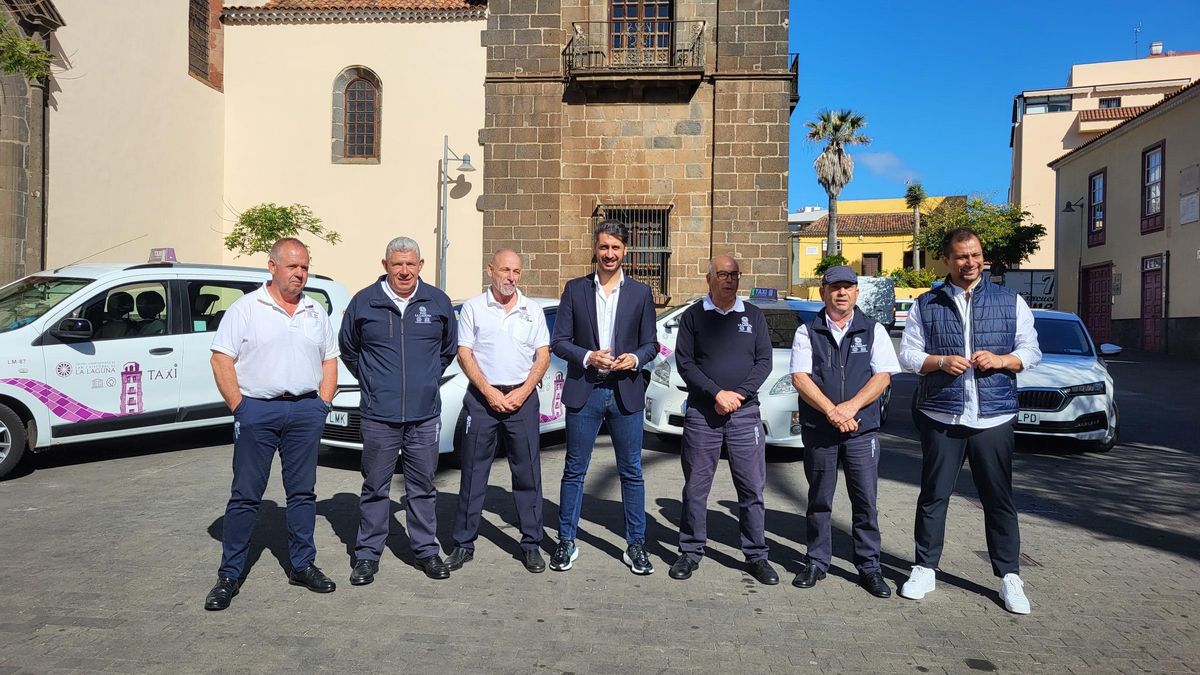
[789,196,960,280]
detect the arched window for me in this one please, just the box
[332,66,382,164]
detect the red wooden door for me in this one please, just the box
[1141,262,1164,352]
[1080,264,1111,344]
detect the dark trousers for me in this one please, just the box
[678,404,768,563]
[452,386,543,552]
[800,428,882,574]
[356,415,441,561]
[914,414,1020,577]
[219,394,327,579]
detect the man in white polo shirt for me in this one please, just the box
[204,237,339,611]
[447,248,551,573]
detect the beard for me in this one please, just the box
[496,282,516,297]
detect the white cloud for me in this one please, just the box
[857,151,920,185]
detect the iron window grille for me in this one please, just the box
[594,204,672,303]
[345,78,379,159]
[188,0,209,78]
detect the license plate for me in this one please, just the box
[326,410,348,427]
[1017,411,1039,425]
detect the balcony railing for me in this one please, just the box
[565,20,706,77]
[789,53,800,112]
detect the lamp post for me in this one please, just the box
[438,135,476,290]
[1062,196,1085,312]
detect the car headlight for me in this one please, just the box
[769,375,796,396]
[652,361,672,386]
[1062,381,1105,396]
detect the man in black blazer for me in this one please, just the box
[549,220,660,575]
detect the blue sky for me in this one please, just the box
[787,0,1200,211]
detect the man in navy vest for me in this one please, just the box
[789,265,900,597]
[898,228,1041,614]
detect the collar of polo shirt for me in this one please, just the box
[256,283,316,313]
[702,294,744,314]
[381,277,420,303]
[485,287,527,310]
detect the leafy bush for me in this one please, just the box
[0,25,53,82]
[814,254,849,275]
[887,266,940,288]
[223,203,341,257]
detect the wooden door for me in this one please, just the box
[1141,258,1164,352]
[861,253,882,277]
[1080,264,1111,343]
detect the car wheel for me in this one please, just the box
[879,386,891,427]
[0,403,29,480]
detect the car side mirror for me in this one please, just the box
[1099,343,1122,357]
[49,317,94,341]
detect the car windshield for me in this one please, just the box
[0,275,93,334]
[1035,317,1094,356]
[761,308,812,349]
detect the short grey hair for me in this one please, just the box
[269,237,308,262]
[385,236,421,259]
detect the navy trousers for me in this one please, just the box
[356,415,442,561]
[678,404,768,563]
[914,414,1020,577]
[800,427,882,574]
[452,386,543,552]
[219,394,327,579]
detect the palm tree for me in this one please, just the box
[806,109,870,259]
[905,182,927,271]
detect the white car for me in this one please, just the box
[0,262,350,479]
[645,297,891,448]
[320,298,569,462]
[1014,310,1120,451]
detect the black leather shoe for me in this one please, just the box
[289,564,337,593]
[416,555,450,580]
[669,556,699,580]
[204,577,240,611]
[859,570,892,598]
[747,559,779,585]
[522,549,546,573]
[350,559,378,586]
[446,547,474,571]
[792,563,827,588]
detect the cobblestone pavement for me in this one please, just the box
[1,352,1197,674]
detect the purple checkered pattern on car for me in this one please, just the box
[0,378,117,422]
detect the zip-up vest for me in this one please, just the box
[916,279,1018,416]
[799,308,880,435]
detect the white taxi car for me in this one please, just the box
[644,297,891,448]
[0,263,350,479]
[1015,310,1120,451]
[320,298,569,462]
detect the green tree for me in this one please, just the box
[916,197,1046,277]
[223,203,341,257]
[0,24,53,82]
[814,253,849,276]
[806,109,870,258]
[904,182,927,271]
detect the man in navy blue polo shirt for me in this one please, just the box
[789,265,899,597]
[669,254,778,585]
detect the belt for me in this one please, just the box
[261,391,318,402]
[489,384,522,394]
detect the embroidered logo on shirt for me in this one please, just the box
[415,306,432,324]
[850,336,869,354]
[737,317,753,334]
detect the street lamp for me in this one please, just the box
[438,135,475,290]
[1062,197,1085,311]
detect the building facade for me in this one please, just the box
[480,0,796,303]
[1051,80,1200,357]
[44,0,486,299]
[1009,46,1200,269]
[0,0,62,283]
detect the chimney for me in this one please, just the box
[1150,41,1164,56]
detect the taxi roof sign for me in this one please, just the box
[749,287,778,300]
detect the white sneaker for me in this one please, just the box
[900,565,936,599]
[999,573,1031,614]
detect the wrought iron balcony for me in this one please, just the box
[564,20,706,79]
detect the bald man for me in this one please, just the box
[448,249,552,573]
[669,255,778,585]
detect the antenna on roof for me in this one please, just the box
[54,234,148,272]
[1134,23,1142,58]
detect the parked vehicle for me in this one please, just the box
[0,263,350,479]
[892,298,913,331]
[1015,310,1120,451]
[645,297,890,448]
[320,298,568,462]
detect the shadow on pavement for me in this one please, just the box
[4,426,233,481]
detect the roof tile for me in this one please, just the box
[1078,106,1151,122]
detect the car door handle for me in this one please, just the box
[149,347,174,355]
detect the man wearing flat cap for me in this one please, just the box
[788,265,900,597]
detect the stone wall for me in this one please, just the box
[0,11,47,283]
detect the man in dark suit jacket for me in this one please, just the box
[549,220,660,575]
